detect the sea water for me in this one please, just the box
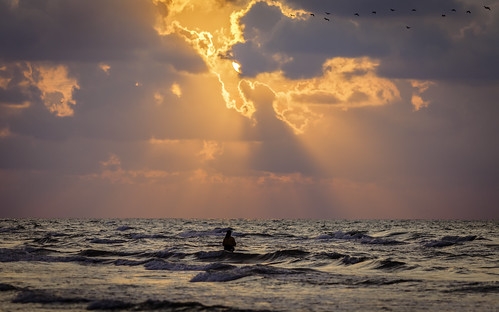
[0,219,497,311]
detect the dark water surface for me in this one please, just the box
[0,219,497,311]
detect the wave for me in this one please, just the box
[0,225,25,233]
[87,298,272,311]
[12,290,89,304]
[33,235,59,244]
[89,238,127,244]
[316,231,404,245]
[341,255,369,265]
[190,264,311,283]
[444,282,499,294]
[113,259,149,266]
[78,249,137,257]
[11,289,271,311]
[178,227,232,238]
[0,247,107,264]
[424,235,477,248]
[355,278,420,286]
[373,259,408,271]
[316,252,345,260]
[0,283,20,291]
[116,226,133,231]
[144,259,235,271]
[194,249,310,263]
[127,233,168,239]
[142,249,189,259]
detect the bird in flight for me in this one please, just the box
[372,11,377,14]
[484,6,491,10]
[390,8,395,12]
[324,17,330,21]
[325,12,331,15]
[466,10,471,14]
[451,9,456,12]
[354,12,359,16]
[406,26,411,29]
[310,13,315,16]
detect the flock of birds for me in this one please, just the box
[296,5,493,29]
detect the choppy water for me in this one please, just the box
[0,219,497,311]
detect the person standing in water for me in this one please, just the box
[223,230,236,252]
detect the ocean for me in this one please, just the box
[0,219,497,311]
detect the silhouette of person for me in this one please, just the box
[223,230,236,252]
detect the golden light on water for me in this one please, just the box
[232,61,241,73]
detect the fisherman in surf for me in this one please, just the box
[223,230,236,252]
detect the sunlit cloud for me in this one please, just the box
[149,137,180,145]
[255,57,400,133]
[151,0,403,135]
[410,80,435,111]
[98,63,111,74]
[199,140,224,161]
[151,0,310,121]
[171,82,182,97]
[91,153,180,185]
[22,63,80,117]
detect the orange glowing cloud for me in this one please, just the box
[410,80,435,111]
[22,63,80,117]
[152,0,402,135]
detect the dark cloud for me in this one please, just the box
[0,0,206,73]
[0,0,157,62]
[232,0,499,81]
[284,0,468,17]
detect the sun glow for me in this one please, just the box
[232,61,241,73]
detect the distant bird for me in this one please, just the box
[451,9,456,12]
[442,14,446,17]
[310,13,315,16]
[290,14,295,17]
[372,11,377,14]
[484,6,491,10]
[354,12,359,16]
[466,10,471,14]
[325,12,331,15]
[390,8,395,12]
[406,25,411,29]
[411,8,417,12]
[324,17,330,21]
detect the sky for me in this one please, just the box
[1,0,498,219]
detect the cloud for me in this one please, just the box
[230,0,499,81]
[170,83,182,98]
[99,63,111,75]
[199,140,224,161]
[410,80,434,110]
[28,64,79,117]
